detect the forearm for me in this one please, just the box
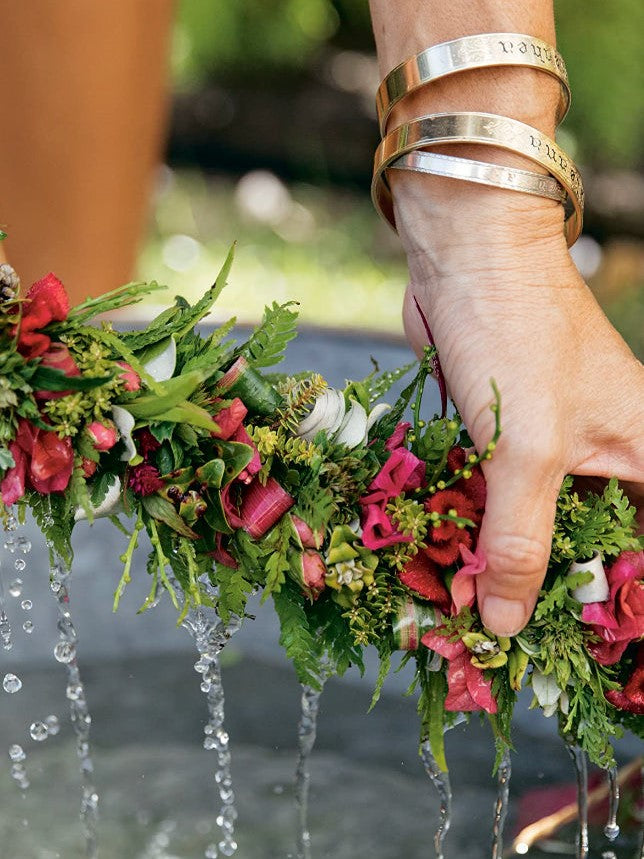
[368,0,568,282]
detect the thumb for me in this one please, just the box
[476,449,563,637]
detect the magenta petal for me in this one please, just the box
[239,477,294,539]
[385,422,411,451]
[0,444,27,505]
[608,552,644,600]
[451,544,486,615]
[581,602,619,629]
[361,503,413,550]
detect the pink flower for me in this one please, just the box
[35,343,80,399]
[211,398,248,440]
[116,361,141,392]
[581,552,644,665]
[361,447,425,505]
[14,273,70,358]
[605,644,644,715]
[238,476,294,539]
[81,458,97,478]
[292,514,323,550]
[450,545,486,615]
[361,501,414,550]
[385,421,411,451]
[1,419,73,503]
[86,421,118,452]
[301,549,327,600]
[422,628,497,714]
[230,425,261,484]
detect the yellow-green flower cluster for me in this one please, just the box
[324,524,378,608]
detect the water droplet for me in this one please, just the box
[14,557,26,572]
[54,641,76,663]
[603,824,620,841]
[30,721,48,742]
[66,683,83,701]
[3,673,22,694]
[20,599,32,611]
[201,680,211,693]
[205,846,218,858]
[218,839,237,856]
[204,736,216,750]
[45,715,60,736]
[50,580,61,595]
[17,537,31,554]
[273,784,284,795]
[0,610,13,650]
[4,536,16,552]
[22,621,34,634]
[8,744,26,762]
[8,579,23,597]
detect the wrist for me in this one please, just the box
[394,171,575,289]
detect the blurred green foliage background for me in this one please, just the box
[138,0,643,355]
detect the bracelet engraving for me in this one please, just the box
[377,33,570,135]
[372,112,584,247]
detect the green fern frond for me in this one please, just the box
[239,301,299,368]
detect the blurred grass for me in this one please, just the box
[137,168,408,335]
[137,168,643,358]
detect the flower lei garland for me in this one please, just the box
[0,249,642,774]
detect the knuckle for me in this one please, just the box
[485,533,550,583]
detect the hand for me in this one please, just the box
[397,178,644,636]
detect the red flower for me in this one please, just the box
[128,464,164,497]
[135,428,161,460]
[581,552,644,665]
[15,274,70,358]
[1,419,74,503]
[292,514,323,550]
[447,446,487,515]
[605,644,644,714]
[399,552,451,613]
[211,533,238,569]
[423,488,474,566]
[422,628,497,714]
[211,398,248,440]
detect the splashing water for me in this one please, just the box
[566,742,589,859]
[491,747,511,859]
[182,603,242,859]
[3,672,22,693]
[420,740,452,859]
[50,558,99,859]
[295,683,324,859]
[603,765,620,842]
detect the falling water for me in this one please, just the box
[183,605,242,858]
[603,765,620,842]
[420,740,452,859]
[566,742,589,859]
[491,747,512,859]
[295,683,324,859]
[1,510,18,650]
[50,557,99,859]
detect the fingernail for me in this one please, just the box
[481,596,527,637]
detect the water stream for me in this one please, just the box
[182,604,242,858]
[50,556,99,859]
[420,739,452,859]
[490,747,511,859]
[294,683,324,859]
[604,765,620,842]
[566,742,589,859]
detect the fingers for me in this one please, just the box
[476,443,564,637]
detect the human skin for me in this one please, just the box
[369,0,644,636]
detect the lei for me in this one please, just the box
[0,249,642,776]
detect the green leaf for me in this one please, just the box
[273,582,324,688]
[215,564,254,623]
[239,301,299,368]
[261,516,294,601]
[29,366,113,391]
[142,495,199,539]
[90,472,118,509]
[0,447,15,471]
[67,280,167,324]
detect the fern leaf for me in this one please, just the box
[239,301,299,368]
[273,583,324,688]
[215,564,254,623]
[367,361,416,405]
